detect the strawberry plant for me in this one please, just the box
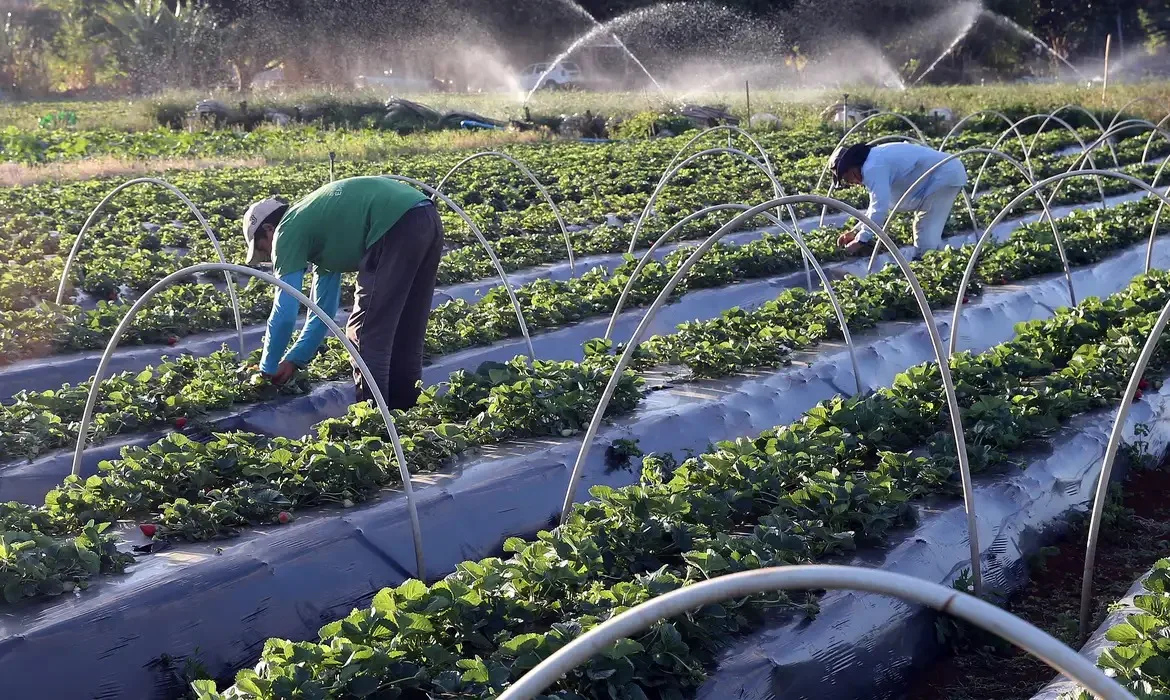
[195,269,1170,699]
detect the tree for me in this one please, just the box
[97,0,223,92]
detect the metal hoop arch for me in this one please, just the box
[938,110,1035,176]
[974,114,1106,207]
[560,194,985,596]
[950,169,1170,355]
[863,148,1073,309]
[627,147,813,291]
[55,177,245,355]
[814,112,931,227]
[69,262,427,579]
[813,111,930,195]
[1025,104,1118,168]
[626,147,796,255]
[1107,97,1168,132]
[661,124,776,185]
[1140,112,1170,164]
[380,174,535,361]
[433,151,576,276]
[602,202,864,396]
[1071,119,1170,172]
[497,566,1134,700]
[1078,296,1170,639]
[1144,157,1170,274]
[817,134,932,230]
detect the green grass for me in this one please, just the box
[5,81,1170,133]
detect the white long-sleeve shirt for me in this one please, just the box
[859,143,968,234]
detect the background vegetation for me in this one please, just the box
[0,0,1167,99]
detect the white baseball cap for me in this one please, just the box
[242,197,286,265]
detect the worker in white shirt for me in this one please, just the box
[830,142,968,258]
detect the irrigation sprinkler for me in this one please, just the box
[68,263,427,581]
[950,170,1170,356]
[496,566,1135,700]
[56,177,245,356]
[626,147,811,291]
[561,194,986,597]
[938,110,1035,177]
[974,113,1106,207]
[380,174,535,362]
[1078,296,1170,640]
[863,148,1074,309]
[434,151,577,276]
[602,202,864,396]
[1025,104,1119,168]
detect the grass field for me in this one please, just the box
[5,81,1170,133]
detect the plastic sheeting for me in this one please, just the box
[695,387,1170,700]
[0,187,1141,399]
[0,248,903,504]
[1029,566,1155,700]
[0,222,787,399]
[0,235,1165,699]
[7,207,1168,508]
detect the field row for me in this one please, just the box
[190,266,1170,699]
[0,126,1146,369]
[2,187,1166,605]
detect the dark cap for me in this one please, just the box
[829,143,872,186]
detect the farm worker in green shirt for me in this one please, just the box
[242,176,445,408]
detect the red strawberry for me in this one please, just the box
[167,336,178,346]
[107,291,118,301]
[1134,389,1144,402]
[278,511,292,524]
[174,416,188,430]
[962,296,970,304]
[139,523,157,538]
[999,278,1008,285]
[1139,378,1150,391]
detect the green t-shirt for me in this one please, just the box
[272,176,428,276]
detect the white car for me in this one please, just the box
[518,62,583,91]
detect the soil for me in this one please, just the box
[904,458,1170,700]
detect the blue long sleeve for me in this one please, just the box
[284,271,342,368]
[259,269,305,375]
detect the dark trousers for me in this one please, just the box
[347,202,444,409]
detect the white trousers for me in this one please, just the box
[912,185,964,251]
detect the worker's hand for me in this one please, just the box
[268,360,298,386]
[836,230,858,248]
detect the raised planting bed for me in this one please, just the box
[5,179,1165,493]
[696,389,1170,700]
[190,268,1170,700]
[2,246,1170,699]
[1031,558,1170,700]
[3,185,1167,514]
[0,125,1148,373]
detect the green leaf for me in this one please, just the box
[396,579,427,601]
[602,638,644,659]
[371,588,396,615]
